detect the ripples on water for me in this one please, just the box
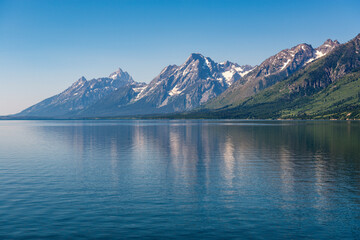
[0,120,359,239]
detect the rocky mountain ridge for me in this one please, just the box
[17,69,134,117]
[205,39,340,109]
[81,53,254,116]
[192,34,360,119]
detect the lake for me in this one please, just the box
[0,120,359,239]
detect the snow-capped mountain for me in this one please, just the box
[17,68,134,117]
[81,53,253,116]
[15,37,341,118]
[135,53,251,107]
[206,39,340,108]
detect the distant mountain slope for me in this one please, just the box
[17,68,134,117]
[78,82,147,116]
[80,53,253,117]
[189,34,360,119]
[205,39,340,109]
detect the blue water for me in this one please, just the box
[0,120,359,239]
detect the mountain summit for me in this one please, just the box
[109,68,134,81]
[17,68,134,117]
[81,53,254,117]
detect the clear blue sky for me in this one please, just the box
[0,0,359,115]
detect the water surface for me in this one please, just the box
[0,120,359,239]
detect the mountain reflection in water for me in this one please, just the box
[0,120,359,239]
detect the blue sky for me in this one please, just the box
[0,0,359,115]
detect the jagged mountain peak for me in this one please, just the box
[323,39,340,45]
[71,76,87,87]
[187,53,205,61]
[311,39,340,61]
[320,39,340,47]
[294,43,313,50]
[185,53,245,70]
[179,54,249,84]
[78,76,87,82]
[178,54,219,78]
[255,43,313,76]
[122,53,254,114]
[220,60,231,65]
[256,40,338,75]
[109,67,132,81]
[184,53,216,68]
[269,43,311,59]
[316,39,340,51]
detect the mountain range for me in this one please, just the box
[16,54,254,117]
[11,33,360,120]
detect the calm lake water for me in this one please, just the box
[0,120,359,239]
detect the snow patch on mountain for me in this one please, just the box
[315,50,326,59]
[240,68,255,77]
[280,59,292,71]
[222,70,235,84]
[169,86,182,96]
